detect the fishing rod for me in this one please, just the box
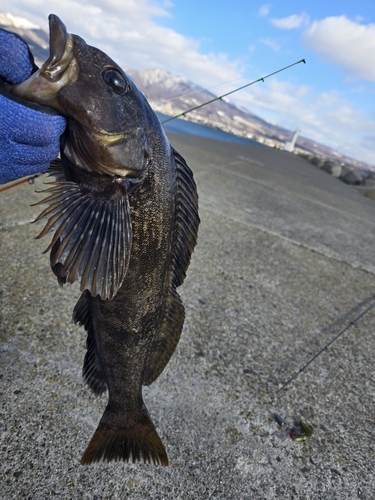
[161,59,306,124]
[1,60,305,192]
[0,174,39,193]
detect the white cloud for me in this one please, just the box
[303,16,375,82]
[0,0,242,88]
[258,4,271,17]
[260,38,280,52]
[271,13,310,29]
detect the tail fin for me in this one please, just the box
[80,412,168,466]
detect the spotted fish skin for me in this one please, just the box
[13,14,199,466]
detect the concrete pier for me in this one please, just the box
[1,133,375,499]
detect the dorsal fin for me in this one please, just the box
[171,148,200,287]
[143,149,199,385]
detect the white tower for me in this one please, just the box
[284,128,301,152]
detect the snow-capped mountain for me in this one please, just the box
[127,68,373,171]
[0,12,39,30]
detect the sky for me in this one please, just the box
[1,0,375,165]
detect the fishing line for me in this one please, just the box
[161,59,306,124]
[271,298,375,440]
[276,299,375,396]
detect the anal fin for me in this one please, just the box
[73,292,107,396]
[143,288,185,386]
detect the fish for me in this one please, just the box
[12,14,199,466]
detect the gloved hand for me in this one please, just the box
[0,29,66,184]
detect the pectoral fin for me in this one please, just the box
[33,169,132,300]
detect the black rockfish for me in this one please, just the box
[12,14,199,466]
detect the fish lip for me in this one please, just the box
[41,14,75,82]
[11,14,78,103]
[91,129,130,145]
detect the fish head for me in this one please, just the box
[12,14,166,178]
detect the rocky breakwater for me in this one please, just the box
[298,153,375,201]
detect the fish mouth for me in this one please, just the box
[12,14,79,103]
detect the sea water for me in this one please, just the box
[156,112,264,147]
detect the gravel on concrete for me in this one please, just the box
[1,133,375,499]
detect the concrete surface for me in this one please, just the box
[1,133,375,499]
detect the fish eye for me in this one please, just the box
[103,69,128,94]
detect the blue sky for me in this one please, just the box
[1,0,375,165]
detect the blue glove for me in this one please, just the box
[0,29,66,184]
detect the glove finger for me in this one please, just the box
[0,28,36,84]
[0,94,66,145]
[1,143,58,184]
